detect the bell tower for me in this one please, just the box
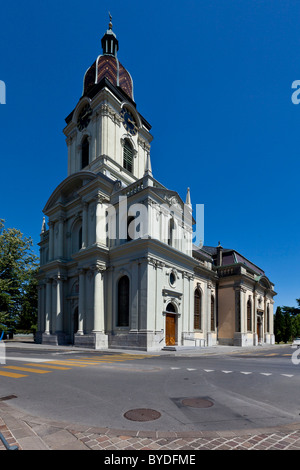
[63,16,153,187]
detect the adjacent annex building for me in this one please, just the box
[37,20,276,350]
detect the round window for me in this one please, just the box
[169,272,176,286]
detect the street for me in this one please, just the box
[0,343,299,434]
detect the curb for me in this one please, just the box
[1,401,300,450]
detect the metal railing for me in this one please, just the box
[0,433,18,451]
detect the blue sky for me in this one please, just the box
[0,0,300,309]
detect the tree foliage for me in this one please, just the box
[274,299,300,343]
[0,219,39,330]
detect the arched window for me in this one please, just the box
[81,136,89,169]
[168,217,175,246]
[71,220,82,254]
[211,295,215,331]
[78,227,83,251]
[247,298,252,331]
[266,304,270,333]
[194,289,201,330]
[166,302,176,313]
[117,276,130,327]
[123,139,133,173]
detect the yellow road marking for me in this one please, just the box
[60,360,102,365]
[76,359,126,364]
[25,363,72,370]
[264,353,278,356]
[42,361,88,367]
[3,366,51,374]
[81,355,152,361]
[0,371,27,378]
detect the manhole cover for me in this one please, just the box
[124,408,161,422]
[181,397,214,408]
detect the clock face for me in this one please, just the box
[77,104,92,131]
[121,107,137,135]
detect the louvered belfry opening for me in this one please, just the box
[123,139,133,173]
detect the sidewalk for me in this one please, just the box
[1,400,300,450]
[1,340,299,450]
[3,336,286,356]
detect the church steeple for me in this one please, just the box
[64,15,153,185]
[101,13,119,57]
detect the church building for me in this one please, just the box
[37,19,276,350]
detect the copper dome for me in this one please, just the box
[83,55,134,100]
[83,20,134,100]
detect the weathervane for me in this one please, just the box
[108,12,113,29]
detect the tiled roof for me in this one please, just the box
[203,246,265,275]
[83,55,133,100]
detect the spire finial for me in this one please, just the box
[108,12,113,30]
[144,152,152,176]
[185,187,191,206]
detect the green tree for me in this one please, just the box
[292,314,300,338]
[17,266,38,331]
[282,311,294,343]
[0,219,39,331]
[274,306,284,343]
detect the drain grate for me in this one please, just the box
[124,408,161,422]
[0,395,17,402]
[181,397,214,408]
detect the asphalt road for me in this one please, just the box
[0,343,299,433]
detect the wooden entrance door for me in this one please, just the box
[166,314,176,346]
[257,312,262,342]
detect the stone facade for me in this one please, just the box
[37,21,276,351]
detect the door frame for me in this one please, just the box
[257,310,264,343]
[164,302,179,346]
[165,313,177,346]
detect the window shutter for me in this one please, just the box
[123,140,133,173]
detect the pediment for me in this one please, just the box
[43,171,97,213]
[255,274,272,290]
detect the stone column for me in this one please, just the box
[44,279,52,335]
[138,259,148,331]
[93,265,104,332]
[234,286,246,346]
[253,291,258,345]
[207,282,212,346]
[106,266,114,333]
[48,222,54,261]
[161,208,168,244]
[155,261,164,333]
[58,217,64,259]
[66,135,73,176]
[82,202,88,249]
[131,260,140,331]
[101,106,108,156]
[95,193,107,246]
[55,274,64,333]
[240,287,245,334]
[90,264,108,349]
[182,271,194,347]
[264,295,269,343]
[269,299,275,344]
[77,269,85,334]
